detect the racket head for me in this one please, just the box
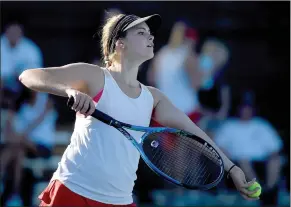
[139,128,224,190]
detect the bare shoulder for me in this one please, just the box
[60,62,105,97]
[61,62,102,74]
[61,62,103,80]
[147,86,165,107]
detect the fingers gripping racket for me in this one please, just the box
[67,97,224,190]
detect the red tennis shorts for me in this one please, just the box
[38,180,137,207]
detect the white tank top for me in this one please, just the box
[51,68,154,205]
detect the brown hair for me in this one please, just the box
[101,13,124,67]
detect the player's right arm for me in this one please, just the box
[19,63,103,116]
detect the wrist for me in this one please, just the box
[226,164,237,179]
[223,159,234,172]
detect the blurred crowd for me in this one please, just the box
[1,22,58,206]
[0,9,289,207]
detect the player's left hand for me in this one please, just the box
[229,166,260,201]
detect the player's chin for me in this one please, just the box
[139,49,154,62]
[145,50,154,60]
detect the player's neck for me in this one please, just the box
[109,59,141,87]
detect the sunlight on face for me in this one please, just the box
[123,22,154,61]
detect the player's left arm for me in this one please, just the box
[148,87,258,200]
[148,86,234,171]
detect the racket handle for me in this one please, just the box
[67,96,117,126]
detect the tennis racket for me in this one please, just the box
[67,97,224,190]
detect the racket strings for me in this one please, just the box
[151,145,197,178]
[143,132,223,187]
[152,132,221,165]
[156,144,212,186]
[149,139,211,185]
[176,134,221,164]
[153,139,203,173]
[150,137,214,185]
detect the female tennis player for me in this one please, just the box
[19,13,259,206]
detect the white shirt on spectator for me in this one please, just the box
[1,35,57,149]
[13,93,58,149]
[214,117,282,161]
[155,44,199,114]
[1,35,43,91]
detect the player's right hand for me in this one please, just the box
[65,88,95,117]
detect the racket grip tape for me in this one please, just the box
[67,96,75,108]
[67,96,117,126]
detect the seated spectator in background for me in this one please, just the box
[0,91,58,206]
[1,22,43,100]
[214,102,283,206]
[0,21,46,206]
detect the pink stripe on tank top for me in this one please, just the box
[76,89,103,117]
[93,89,104,103]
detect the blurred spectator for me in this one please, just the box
[1,22,43,98]
[1,21,44,161]
[148,21,201,122]
[214,102,283,206]
[196,38,230,123]
[0,91,58,206]
[148,22,230,126]
[0,21,55,206]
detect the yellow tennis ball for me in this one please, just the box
[247,181,262,198]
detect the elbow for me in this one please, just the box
[19,70,34,89]
[18,71,24,83]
